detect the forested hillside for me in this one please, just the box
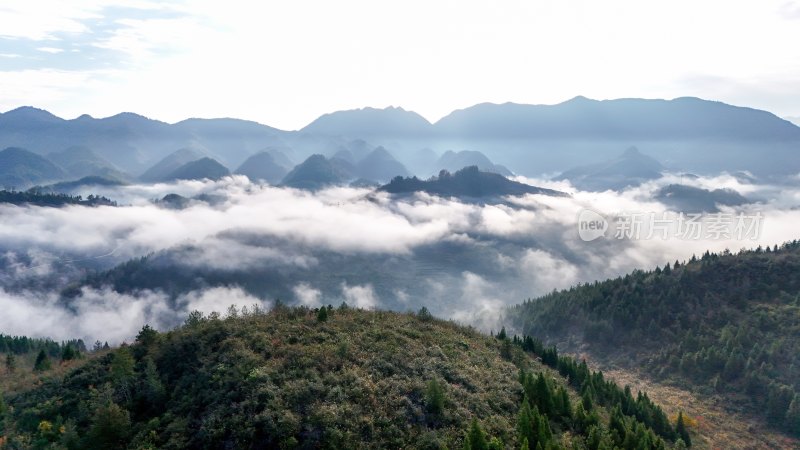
[511,241,800,438]
[1,307,686,449]
[0,190,116,207]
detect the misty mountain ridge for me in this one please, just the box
[47,146,130,181]
[655,183,751,213]
[280,154,355,190]
[434,96,800,140]
[234,150,291,184]
[555,146,664,191]
[301,105,432,137]
[0,146,67,189]
[138,148,209,182]
[379,165,568,199]
[353,146,410,181]
[3,97,800,180]
[163,157,231,182]
[434,150,513,176]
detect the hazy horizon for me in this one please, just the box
[2,1,800,130]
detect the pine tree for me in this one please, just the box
[536,413,552,445]
[558,386,572,420]
[517,400,535,445]
[61,344,77,361]
[786,394,800,435]
[87,402,131,448]
[487,437,503,450]
[675,411,691,447]
[467,419,489,450]
[4,353,15,373]
[501,339,513,360]
[316,306,328,322]
[497,327,507,340]
[534,373,555,415]
[140,357,165,412]
[519,437,530,450]
[573,403,588,433]
[581,387,594,411]
[426,378,446,416]
[418,306,433,321]
[33,349,51,372]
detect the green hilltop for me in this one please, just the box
[0,306,685,449]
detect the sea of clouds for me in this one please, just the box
[1,173,798,344]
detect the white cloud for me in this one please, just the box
[293,283,322,308]
[0,287,174,344]
[341,283,378,309]
[0,284,271,345]
[36,47,64,54]
[450,272,506,333]
[91,17,210,61]
[519,249,579,296]
[180,285,267,316]
[0,2,99,40]
[1,174,799,338]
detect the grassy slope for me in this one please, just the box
[0,308,546,449]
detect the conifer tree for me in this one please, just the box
[467,419,489,450]
[426,378,446,416]
[33,349,51,372]
[517,400,534,445]
[675,411,691,447]
[4,353,15,373]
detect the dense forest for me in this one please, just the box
[0,335,87,358]
[0,307,688,449]
[0,190,116,207]
[511,241,800,438]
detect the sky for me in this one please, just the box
[1,0,799,130]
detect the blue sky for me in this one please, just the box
[1,0,799,130]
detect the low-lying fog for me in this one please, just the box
[2,173,798,344]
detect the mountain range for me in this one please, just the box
[2,97,799,182]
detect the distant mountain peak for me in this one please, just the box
[164,157,230,181]
[235,151,290,184]
[564,95,595,104]
[301,105,432,136]
[622,146,642,157]
[354,146,410,181]
[555,147,664,191]
[103,111,163,123]
[2,106,63,122]
[281,154,354,190]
